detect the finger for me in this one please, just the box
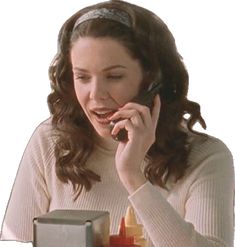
[116,103,152,126]
[110,119,132,137]
[151,95,161,130]
[109,109,144,126]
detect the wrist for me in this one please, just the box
[118,171,147,194]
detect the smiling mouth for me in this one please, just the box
[92,110,116,125]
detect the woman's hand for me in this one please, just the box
[108,95,161,194]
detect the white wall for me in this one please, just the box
[0,0,234,246]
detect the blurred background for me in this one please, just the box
[0,0,234,246]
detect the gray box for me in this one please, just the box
[33,210,110,247]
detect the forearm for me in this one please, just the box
[128,181,233,247]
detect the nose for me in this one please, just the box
[89,78,109,100]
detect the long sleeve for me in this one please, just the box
[1,120,233,247]
[129,137,234,247]
[0,120,53,242]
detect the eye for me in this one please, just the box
[74,74,91,82]
[107,74,124,80]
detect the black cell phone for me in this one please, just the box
[110,82,162,142]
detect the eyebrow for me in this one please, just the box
[73,65,127,72]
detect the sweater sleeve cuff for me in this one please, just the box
[128,180,167,203]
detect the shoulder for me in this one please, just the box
[29,117,54,145]
[31,117,53,138]
[189,133,232,157]
[24,117,55,163]
[186,133,234,176]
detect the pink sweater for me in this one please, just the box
[0,118,234,247]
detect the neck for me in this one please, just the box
[95,134,119,153]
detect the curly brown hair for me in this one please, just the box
[47,0,207,198]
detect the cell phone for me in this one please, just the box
[110,82,162,142]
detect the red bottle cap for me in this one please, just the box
[110,217,140,247]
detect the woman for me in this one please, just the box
[1,0,233,246]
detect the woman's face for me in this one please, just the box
[70,37,144,139]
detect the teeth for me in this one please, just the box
[97,112,111,118]
[94,111,115,119]
[96,111,111,114]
